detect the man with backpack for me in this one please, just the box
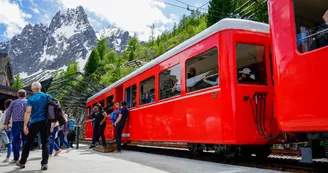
[16,82,50,170]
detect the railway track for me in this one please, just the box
[81,140,328,172]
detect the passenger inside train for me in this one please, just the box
[236,43,267,85]
[125,85,136,108]
[140,77,155,105]
[186,47,219,92]
[294,0,328,53]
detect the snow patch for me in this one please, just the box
[77,50,91,71]
[52,24,78,39]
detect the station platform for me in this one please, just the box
[0,144,283,173]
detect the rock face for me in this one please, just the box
[1,6,97,76]
[96,26,131,55]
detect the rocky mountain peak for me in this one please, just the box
[2,6,97,76]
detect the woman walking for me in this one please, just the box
[58,114,73,152]
[49,121,61,156]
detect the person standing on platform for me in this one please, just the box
[16,82,50,170]
[1,99,13,163]
[4,89,27,163]
[114,101,129,153]
[89,105,107,148]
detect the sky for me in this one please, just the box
[0,0,209,42]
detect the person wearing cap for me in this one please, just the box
[4,89,27,163]
[17,82,51,170]
[238,68,256,82]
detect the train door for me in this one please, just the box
[232,30,279,142]
[122,84,134,142]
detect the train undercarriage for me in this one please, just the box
[284,132,328,163]
[187,143,272,160]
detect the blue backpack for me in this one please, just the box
[110,110,119,123]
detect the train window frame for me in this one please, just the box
[269,47,274,86]
[159,64,181,101]
[235,43,268,86]
[140,76,155,106]
[293,0,328,53]
[185,47,219,93]
[125,84,136,108]
[87,106,91,115]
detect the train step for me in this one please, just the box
[93,142,117,153]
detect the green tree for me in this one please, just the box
[207,0,234,27]
[12,74,23,89]
[102,49,117,65]
[84,49,100,75]
[126,36,140,61]
[97,38,109,60]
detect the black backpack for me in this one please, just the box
[46,95,66,126]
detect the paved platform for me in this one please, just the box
[0,144,283,173]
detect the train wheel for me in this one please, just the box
[215,145,237,160]
[255,145,271,160]
[222,145,237,160]
[240,146,253,158]
[187,143,203,157]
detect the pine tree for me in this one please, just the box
[84,49,100,75]
[96,38,109,60]
[207,0,234,27]
[126,36,140,61]
[12,74,23,89]
[66,61,79,76]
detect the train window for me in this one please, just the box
[140,76,155,105]
[185,47,219,93]
[106,95,114,106]
[236,43,267,85]
[159,64,180,100]
[99,99,104,107]
[125,85,136,108]
[293,0,328,53]
[92,103,97,110]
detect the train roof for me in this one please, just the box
[87,18,269,103]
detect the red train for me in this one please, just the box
[269,0,328,161]
[85,0,328,161]
[86,18,280,159]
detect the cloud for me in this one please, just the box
[56,0,175,41]
[32,8,40,14]
[0,0,32,38]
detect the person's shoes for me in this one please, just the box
[41,164,48,170]
[54,150,61,156]
[3,158,9,163]
[89,145,95,149]
[10,160,17,164]
[16,161,25,169]
[113,150,121,153]
[66,148,73,153]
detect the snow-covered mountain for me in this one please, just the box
[1,6,97,76]
[96,26,131,55]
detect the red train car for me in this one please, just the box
[86,18,280,159]
[268,0,328,161]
